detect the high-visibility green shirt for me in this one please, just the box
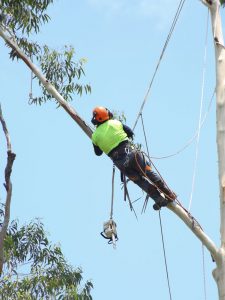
[92,119,128,154]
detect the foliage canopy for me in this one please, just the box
[1,218,93,299]
[0,0,91,104]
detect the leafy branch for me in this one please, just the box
[0,0,91,105]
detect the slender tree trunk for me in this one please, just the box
[201,0,225,298]
[0,105,16,275]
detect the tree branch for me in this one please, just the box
[0,105,16,276]
[168,202,220,262]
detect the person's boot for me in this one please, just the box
[152,193,169,210]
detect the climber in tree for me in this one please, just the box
[91,106,176,210]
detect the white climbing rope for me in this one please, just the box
[188,9,209,212]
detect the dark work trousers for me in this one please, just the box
[109,142,172,203]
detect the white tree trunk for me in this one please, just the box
[201,0,225,298]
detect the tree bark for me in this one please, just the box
[0,105,16,275]
[201,0,225,298]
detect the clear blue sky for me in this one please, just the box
[0,0,222,299]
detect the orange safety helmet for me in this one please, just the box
[92,106,112,124]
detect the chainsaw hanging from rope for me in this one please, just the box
[100,164,118,248]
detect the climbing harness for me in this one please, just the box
[100,164,118,248]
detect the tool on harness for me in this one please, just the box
[100,219,118,245]
[142,194,150,214]
[153,193,169,210]
[121,172,138,220]
[100,164,118,248]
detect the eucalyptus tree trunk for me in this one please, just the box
[201,0,225,299]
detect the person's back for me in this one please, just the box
[92,119,128,155]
